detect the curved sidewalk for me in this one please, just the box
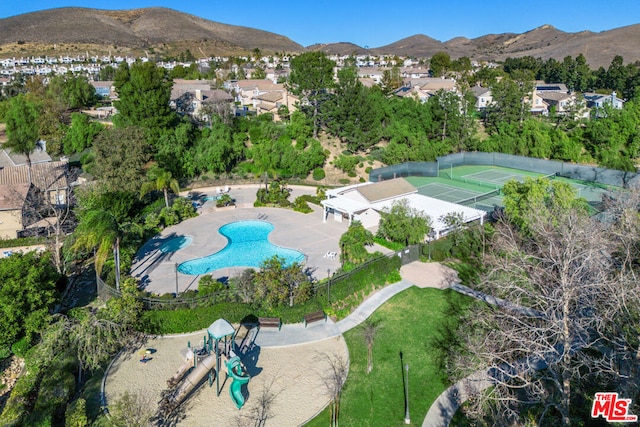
[253,279,415,348]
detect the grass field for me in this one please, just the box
[305,287,475,427]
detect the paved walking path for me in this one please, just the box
[253,280,415,348]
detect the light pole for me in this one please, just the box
[404,363,411,424]
[175,263,179,297]
[327,268,331,304]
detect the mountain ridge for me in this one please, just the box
[0,8,638,68]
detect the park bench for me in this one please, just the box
[258,317,281,330]
[303,310,326,327]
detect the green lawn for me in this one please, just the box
[305,286,474,427]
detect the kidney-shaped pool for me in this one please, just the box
[177,220,305,275]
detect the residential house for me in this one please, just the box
[253,90,298,121]
[470,85,492,110]
[0,159,70,206]
[583,92,624,110]
[0,183,31,239]
[90,81,117,100]
[226,79,292,113]
[170,80,233,121]
[394,78,458,103]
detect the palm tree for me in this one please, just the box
[140,166,180,208]
[361,319,382,374]
[339,220,374,266]
[73,209,123,291]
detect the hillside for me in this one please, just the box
[0,8,639,68]
[0,7,305,57]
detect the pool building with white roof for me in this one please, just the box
[321,178,486,239]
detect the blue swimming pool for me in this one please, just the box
[177,221,305,275]
[160,236,193,253]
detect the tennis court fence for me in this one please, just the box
[369,153,640,189]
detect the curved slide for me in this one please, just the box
[226,356,250,409]
[163,354,216,413]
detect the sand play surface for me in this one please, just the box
[104,331,348,426]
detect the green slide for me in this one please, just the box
[226,356,250,409]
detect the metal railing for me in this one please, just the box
[96,244,420,310]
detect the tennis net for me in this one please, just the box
[456,189,501,206]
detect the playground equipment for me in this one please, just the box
[227,356,250,409]
[160,318,252,414]
[167,348,195,388]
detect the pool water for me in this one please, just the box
[177,221,305,275]
[160,236,193,253]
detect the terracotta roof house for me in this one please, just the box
[0,183,31,239]
[321,178,485,237]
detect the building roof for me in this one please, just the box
[470,86,491,97]
[539,91,572,102]
[370,193,485,235]
[0,183,30,211]
[356,178,417,203]
[254,91,284,103]
[0,160,69,192]
[0,147,52,168]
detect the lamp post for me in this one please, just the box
[400,351,410,424]
[175,263,179,297]
[404,363,411,424]
[327,268,331,304]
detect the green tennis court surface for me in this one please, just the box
[405,164,614,212]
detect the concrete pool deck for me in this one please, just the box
[131,185,386,295]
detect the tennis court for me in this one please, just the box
[407,177,504,212]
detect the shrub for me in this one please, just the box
[312,168,325,181]
[293,196,313,213]
[199,276,226,295]
[172,197,197,220]
[11,337,31,358]
[159,207,179,227]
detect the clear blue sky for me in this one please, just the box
[2,1,640,48]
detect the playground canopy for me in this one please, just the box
[207,319,234,340]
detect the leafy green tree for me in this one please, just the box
[253,256,311,308]
[325,65,384,152]
[192,118,244,175]
[251,66,267,79]
[62,112,104,155]
[380,65,403,95]
[48,75,97,110]
[140,165,180,208]
[91,126,152,193]
[288,52,336,138]
[485,73,534,133]
[377,199,432,246]
[0,252,60,348]
[113,61,177,137]
[65,398,88,427]
[4,94,41,178]
[502,177,588,233]
[339,221,374,265]
[429,51,451,77]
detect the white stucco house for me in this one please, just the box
[321,178,486,239]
